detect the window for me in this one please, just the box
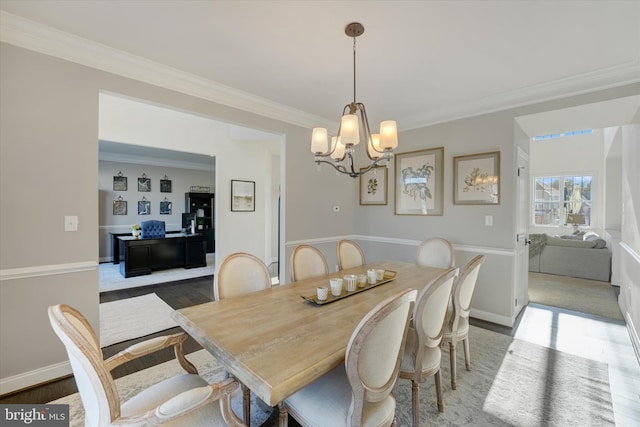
[532,129,593,141]
[533,174,593,226]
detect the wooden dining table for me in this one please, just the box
[171,260,447,426]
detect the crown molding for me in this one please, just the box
[2,11,638,132]
[401,57,640,130]
[99,151,214,171]
[0,11,332,131]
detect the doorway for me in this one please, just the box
[514,95,639,317]
[98,93,284,290]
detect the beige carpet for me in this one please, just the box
[528,272,623,320]
[51,326,615,426]
[99,254,215,292]
[99,293,177,347]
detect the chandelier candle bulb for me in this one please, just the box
[311,127,328,153]
[331,137,346,161]
[367,134,382,159]
[340,114,360,145]
[379,120,398,149]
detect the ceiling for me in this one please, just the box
[1,1,639,134]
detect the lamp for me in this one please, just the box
[566,213,586,233]
[311,22,398,178]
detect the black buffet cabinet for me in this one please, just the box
[186,192,215,253]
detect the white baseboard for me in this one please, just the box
[0,361,71,396]
[619,296,640,366]
[470,308,514,327]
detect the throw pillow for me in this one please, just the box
[583,231,599,241]
[592,238,607,249]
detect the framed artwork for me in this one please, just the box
[231,180,255,212]
[394,147,444,216]
[137,175,151,192]
[160,200,172,215]
[137,199,151,215]
[113,198,127,215]
[359,166,388,205]
[113,174,127,191]
[453,151,500,205]
[160,178,172,193]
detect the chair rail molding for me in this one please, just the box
[286,235,515,257]
[0,261,97,282]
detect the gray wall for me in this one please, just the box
[0,43,311,392]
[1,40,639,394]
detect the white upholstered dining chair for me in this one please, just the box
[283,288,417,427]
[398,267,458,426]
[416,237,456,269]
[337,239,365,270]
[214,252,272,300]
[214,252,272,425]
[48,303,245,427]
[442,254,485,390]
[290,244,329,282]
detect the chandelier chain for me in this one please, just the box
[352,36,357,105]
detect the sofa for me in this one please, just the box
[528,232,611,282]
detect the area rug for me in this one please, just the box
[50,326,615,426]
[49,349,271,426]
[395,326,615,426]
[99,253,215,292]
[99,293,177,347]
[528,272,623,320]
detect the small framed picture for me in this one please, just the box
[395,147,444,216]
[113,175,127,191]
[453,151,500,205]
[138,176,151,192]
[231,180,255,212]
[113,199,127,215]
[359,166,388,205]
[160,201,172,215]
[160,179,172,193]
[138,200,151,215]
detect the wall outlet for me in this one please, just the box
[65,215,78,231]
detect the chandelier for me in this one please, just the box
[311,22,398,178]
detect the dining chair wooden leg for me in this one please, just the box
[241,383,250,426]
[449,341,458,390]
[463,336,471,370]
[278,403,289,427]
[435,370,444,412]
[411,380,420,427]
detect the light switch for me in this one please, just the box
[484,215,493,227]
[65,215,78,231]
